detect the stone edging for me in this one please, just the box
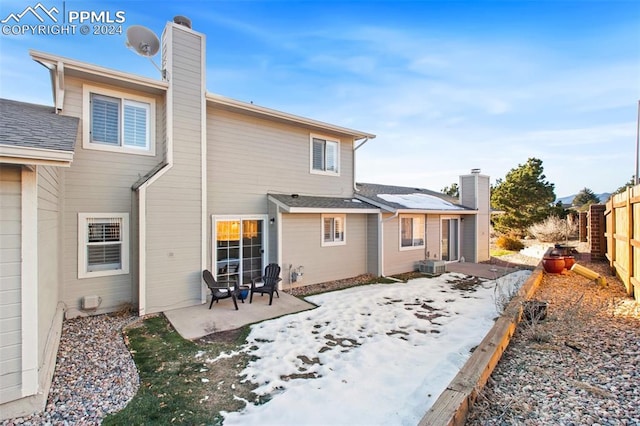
[418,264,545,426]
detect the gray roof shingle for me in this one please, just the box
[269,193,378,210]
[0,98,78,152]
[355,182,473,211]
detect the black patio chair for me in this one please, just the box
[250,263,282,305]
[203,269,238,310]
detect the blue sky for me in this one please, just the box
[1,0,638,197]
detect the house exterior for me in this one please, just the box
[0,99,78,417]
[355,178,490,277]
[0,17,488,419]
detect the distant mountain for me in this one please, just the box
[556,192,611,206]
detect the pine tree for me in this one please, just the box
[441,183,459,197]
[572,187,600,210]
[491,158,556,235]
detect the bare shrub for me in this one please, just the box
[496,235,524,251]
[520,300,552,342]
[528,215,577,243]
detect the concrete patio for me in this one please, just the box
[164,291,315,340]
[445,261,525,279]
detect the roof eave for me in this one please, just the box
[268,195,379,213]
[30,50,169,95]
[394,208,477,215]
[207,93,376,140]
[0,144,73,167]
[286,207,380,214]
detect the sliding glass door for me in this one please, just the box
[441,218,459,261]
[214,217,266,285]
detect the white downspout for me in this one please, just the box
[353,137,369,192]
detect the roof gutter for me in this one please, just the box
[0,145,74,167]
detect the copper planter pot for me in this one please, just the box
[563,255,576,270]
[542,256,565,273]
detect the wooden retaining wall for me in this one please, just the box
[419,266,544,426]
[604,186,640,302]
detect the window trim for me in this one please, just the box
[321,214,346,246]
[78,213,130,279]
[310,134,340,176]
[399,214,425,251]
[82,84,156,156]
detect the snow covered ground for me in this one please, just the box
[520,244,552,259]
[220,270,531,425]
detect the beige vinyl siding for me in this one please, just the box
[144,26,204,313]
[425,215,441,260]
[59,76,164,312]
[459,173,490,263]
[382,213,435,276]
[366,214,380,276]
[0,165,22,403]
[37,166,62,372]
[476,175,490,262]
[461,217,477,263]
[382,214,420,276]
[459,175,476,208]
[267,202,279,264]
[207,107,355,215]
[281,213,368,288]
[459,175,477,263]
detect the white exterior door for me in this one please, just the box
[441,217,460,261]
[213,216,267,285]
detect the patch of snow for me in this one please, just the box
[520,244,551,258]
[378,193,464,210]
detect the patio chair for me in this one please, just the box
[203,269,238,310]
[250,263,282,305]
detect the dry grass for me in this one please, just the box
[528,215,578,243]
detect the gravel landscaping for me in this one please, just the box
[467,259,640,425]
[1,313,139,426]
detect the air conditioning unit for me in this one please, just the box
[417,260,446,276]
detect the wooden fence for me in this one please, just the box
[604,185,640,301]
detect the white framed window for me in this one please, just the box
[310,134,340,175]
[322,214,346,246]
[78,213,129,278]
[400,214,425,250]
[83,85,155,155]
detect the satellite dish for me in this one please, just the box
[125,24,166,79]
[125,25,160,57]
